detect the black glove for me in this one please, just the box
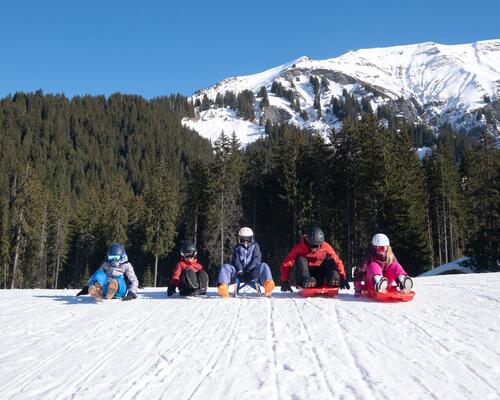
[167,285,176,297]
[340,277,350,290]
[122,291,137,301]
[76,286,89,296]
[281,281,293,292]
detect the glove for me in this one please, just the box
[76,286,89,296]
[281,281,293,292]
[122,291,137,301]
[340,277,350,290]
[167,285,176,297]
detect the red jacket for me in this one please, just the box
[170,258,203,286]
[280,236,345,281]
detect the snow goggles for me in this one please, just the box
[373,245,388,252]
[108,255,121,261]
[238,236,252,243]
[181,252,196,258]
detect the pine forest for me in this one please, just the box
[0,91,498,289]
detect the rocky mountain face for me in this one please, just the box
[183,40,500,143]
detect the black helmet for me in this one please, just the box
[306,227,324,247]
[180,242,197,258]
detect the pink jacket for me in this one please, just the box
[353,250,403,290]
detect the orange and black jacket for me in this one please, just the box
[170,258,203,287]
[280,236,345,282]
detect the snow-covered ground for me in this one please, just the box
[0,273,499,400]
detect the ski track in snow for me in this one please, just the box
[0,273,499,400]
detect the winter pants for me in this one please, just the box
[90,270,127,297]
[294,256,340,287]
[218,263,273,285]
[179,269,209,296]
[364,261,407,290]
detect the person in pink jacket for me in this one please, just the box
[354,233,413,293]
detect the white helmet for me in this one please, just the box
[238,227,254,243]
[372,233,390,247]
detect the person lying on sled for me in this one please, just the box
[76,243,139,301]
[217,227,275,298]
[280,227,348,292]
[353,233,413,293]
[167,241,208,297]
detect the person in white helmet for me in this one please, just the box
[217,227,275,298]
[353,233,413,293]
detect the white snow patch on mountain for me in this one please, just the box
[1,273,499,399]
[183,40,500,145]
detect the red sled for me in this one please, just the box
[360,286,415,302]
[299,286,339,297]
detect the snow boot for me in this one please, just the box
[372,275,388,292]
[397,275,413,292]
[218,283,229,298]
[301,277,317,288]
[263,279,275,297]
[106,279,119,299]
[88,282,103,301]
[328,277,340,288]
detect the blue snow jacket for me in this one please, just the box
[231,242,262,275]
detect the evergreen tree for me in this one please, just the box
[463,134,500,270]
[201,94,212,111]
[142,166,180,287]
[203,131,243,278]
[259,86,270,108]
[142,265,154,287]
[237,90,255,121]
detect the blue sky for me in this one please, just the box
[1,0,499,99]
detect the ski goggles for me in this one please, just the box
[181,252,196,258]
[373,245,388,252]
[108,254,121,261]
[238,236,252,244]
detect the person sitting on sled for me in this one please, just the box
[353,233,413,293]
[217,227,275,298]
[167,241,208,297]
[280,227,348,292]
[76,243,139,301]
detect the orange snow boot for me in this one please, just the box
[106,279,119,299]
[218,283,229,298]
[88,282,103,301]
[263,279,275,297]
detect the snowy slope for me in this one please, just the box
[0,273,499,400]
[183,40,500,144]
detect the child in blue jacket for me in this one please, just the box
[217,227,275,298]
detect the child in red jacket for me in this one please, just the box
[280,227,349,291]
[167,242,208,297]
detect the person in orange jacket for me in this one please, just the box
[167,242,208,297]
[280,227,349,291]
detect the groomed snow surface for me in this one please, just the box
[0,273,499,400]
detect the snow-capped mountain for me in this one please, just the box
[183,40,500,144]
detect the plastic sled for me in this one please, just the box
[363,286,415,302]
[299,286,339,297]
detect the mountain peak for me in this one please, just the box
[185,40,500,144]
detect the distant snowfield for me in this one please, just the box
[0,273,499,400]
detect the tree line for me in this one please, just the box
[0,91,498,289]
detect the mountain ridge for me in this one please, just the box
[184,40,500,143]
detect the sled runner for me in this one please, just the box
[360,286,415,302]
[233,278,261,297]
[299,286,339,297]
